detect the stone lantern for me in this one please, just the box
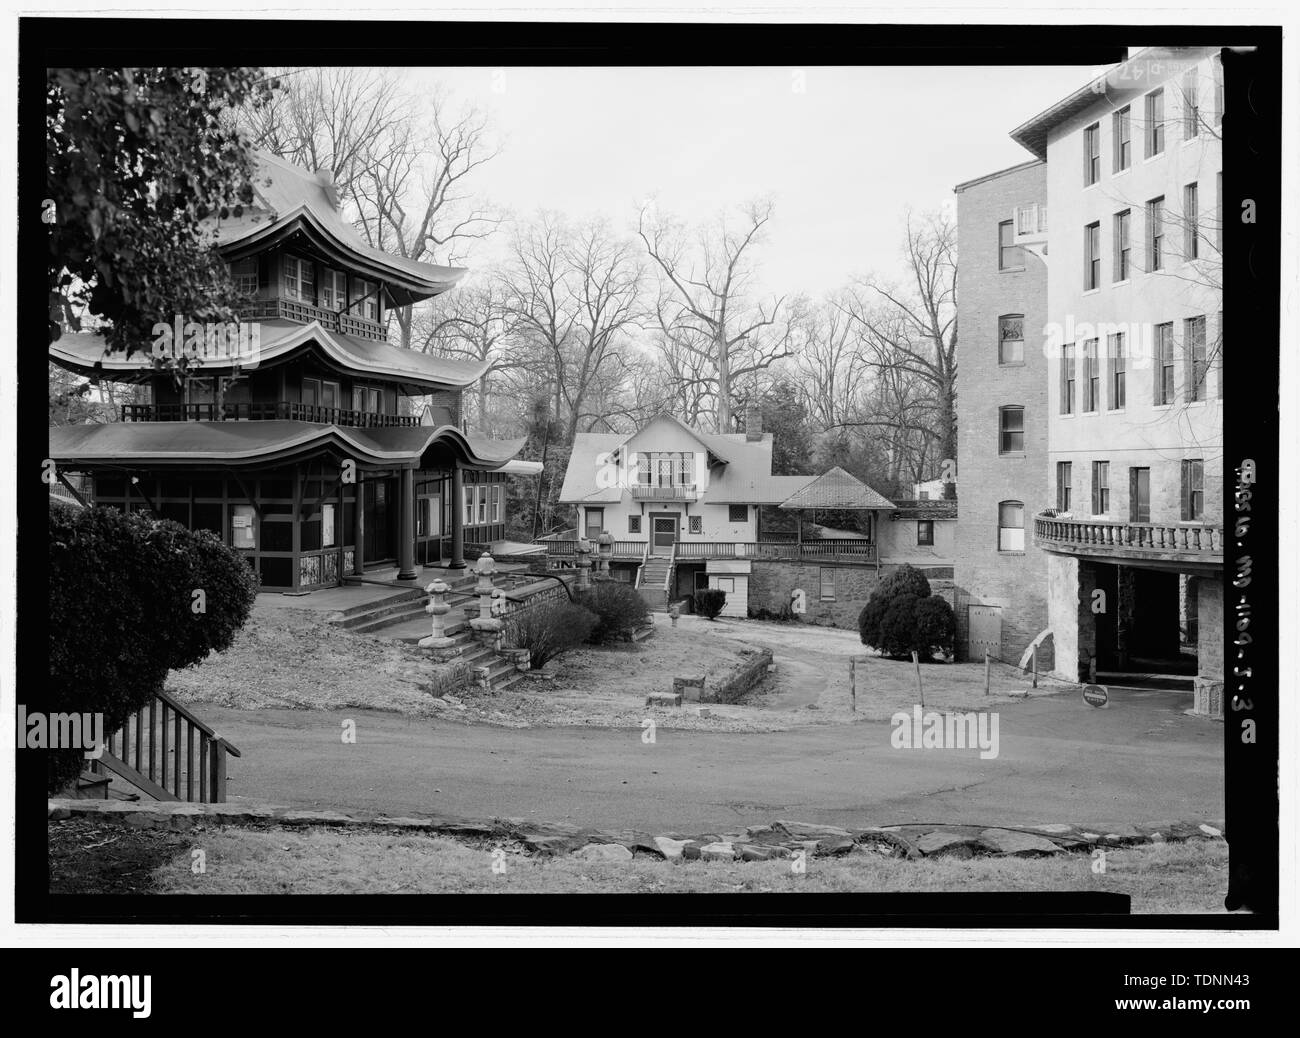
[474,552,497,620]
[576,537,593,589]
[418,579,458,651]
[596,531,614,578]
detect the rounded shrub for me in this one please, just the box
[858,564,953,661]
[45,503,258,792]
[577,580,650,643]
[693,587,727,620]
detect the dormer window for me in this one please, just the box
[320,269,347,311]
[283,254,314,304]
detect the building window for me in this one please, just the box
[1082,339,1100,412]
[1155,323,1175,404]
[819,568,835,601]
[998,220,1023,271]
[998,406,1024,454]
[229,257,258,297]
[1181,459,1205,520]
[1213,54,1224,125]
[1144,88,1165,157]
[1108,333,1126,409]
[282,254,315,303]
[689,515,703,535]
[1056,462,1072,512]
[636,452,695,487]
[1112,106,1131,171]
[1182,67,1199,139]
[349,278,378,321]
[714,576,735,594]
[1184,182,1199,259]
[998,315,1024,364]
[1113,209,1131,281]
[997,501,1025,553]
[1147,196,1165,272]
[1186,315,1208,402]
[628,514,641,534]
[1091,462,1110,515]
[728,504,748,523]
[584,507,604,540]
[352,386,382,415]
[320,269,347,311]
[1084,221,1101,290]
[1083,122,1100,185]
[1061,344,1076,415]
[917,520,935,546]
[491,484,502,524]
[1216,310,1224,399]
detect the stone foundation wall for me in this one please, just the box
[703,648,774,704]
[747,560,879,628]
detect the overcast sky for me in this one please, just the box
[403,65,1099,297]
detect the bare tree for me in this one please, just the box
[639,199,797,432]
[836,209,958,464]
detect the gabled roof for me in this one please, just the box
[214,152,466,305]
[607,414,739,464]
[49,320,489,393]
[700,474,813,506]
[48,420,527,470]
[778,467,895,511]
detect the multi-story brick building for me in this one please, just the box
[952,160,1051,666]
[1009,47,1224,713]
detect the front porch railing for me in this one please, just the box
[539,538,877,563]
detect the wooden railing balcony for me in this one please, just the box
[542,539,649,559]
[239,298,388,342]
[1034,512,1223,566]
[630,484,698,502]
[120,402,422,427]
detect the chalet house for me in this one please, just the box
[551,407,953,620]
[48,151,540,594]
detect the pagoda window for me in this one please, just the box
[350,278,379,321]
[229,257,259,297]
[352,385,383,414]
[320,269,347,311]
[282,254,315,304]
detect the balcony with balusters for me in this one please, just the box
[1034,510,1223,573]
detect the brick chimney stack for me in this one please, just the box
[744,400,763,442]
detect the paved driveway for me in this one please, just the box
[204,684,1223,832]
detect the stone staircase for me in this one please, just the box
[637,556,673,613]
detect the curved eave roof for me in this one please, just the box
[217,205,465,305]
[49,321,489,392]
[49,421,527,470]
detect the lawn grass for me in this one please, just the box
[139,823,1230,912]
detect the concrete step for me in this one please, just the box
[329,588,427,628]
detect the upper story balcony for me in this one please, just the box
[1013,203,1048,249]
[120,402,422,427]
[239,298,388,342]
[630,483,699,502]
[1034,511,1223,573]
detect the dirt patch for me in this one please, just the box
[49,819,192,894]
[167,605,459,715]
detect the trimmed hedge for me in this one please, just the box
[577,580,650,643]
[694,587,727,620]
[857,563,954,660]
[45,504,258,792]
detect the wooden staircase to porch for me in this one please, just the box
[637,554,674,612]
[86,688,241,803]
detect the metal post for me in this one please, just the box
[912,650,924,709]
[984,653,990,697]
[1032,649,1039,689]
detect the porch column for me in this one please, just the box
[397,465,417,581]
[352,471,365,576]
[449,464,467,569]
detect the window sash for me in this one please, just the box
[1183,68,1199,138]
[997,502,1025,552]
[999,315,1024,364]
[1114,210,1130,281]
[1056,462,1072,512]
[1147,198,1165,271]
[1113,107,1131,171]
[998,407,1024,453]
[1109,334,1127,409]
[917,521,934,546]
[1084,124,1100,185]
[1061,345,1076,414]
[1091,462,1110,514]
[1145,89,1164,156]
[1184,183,1199,259]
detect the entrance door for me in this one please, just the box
[364,478,392,561]
[968,605,1003,661]
[1129,467,1151,523]
[651,514,677,553]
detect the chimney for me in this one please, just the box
[744,400,763,442]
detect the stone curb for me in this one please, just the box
[48,799,1226,862]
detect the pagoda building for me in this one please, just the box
[48,151,540,593]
